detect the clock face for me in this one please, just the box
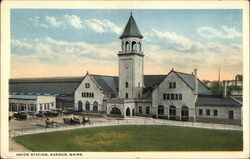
[124,61,130,69]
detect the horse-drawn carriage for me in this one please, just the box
[45,118,59,128]
[82,116,90,125]
[63,117,81,125]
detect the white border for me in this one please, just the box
[1,1,249,159]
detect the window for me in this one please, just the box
[146,107,150,114]
[93,101,98,111]
[126,82,129,88]
[229,110,234,119]
[138,93,140,98]
[167,94,170,100]
[85,83,90,88]
[206,109,210,116]
[199,109,203,115]
[163,94,166,100]
[213,110,218,116]
[179,94,182,100]
[158,105,164,115]
[138,82,140,88]
[139,106,142,114]
[175,94,178,100]
[171,94,175,100]
[40,104,42,110]
[82,92,94,98]
[169,82,172,88]
[126,93,128,99]
[173,82,176,88]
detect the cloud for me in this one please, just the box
[84,19,122,34]
[45,16,63,27]
[29,16,48,28]
[63,14,84,29]
[197,26,242,39]
[151,29,204,51]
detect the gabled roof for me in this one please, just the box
[9,70,210,95]
[120,15,143,39]
[91,74,118,93]
[175,71,211,94]
[196,95,242,107]
[144,75,166,89]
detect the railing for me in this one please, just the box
[9,117,242,138]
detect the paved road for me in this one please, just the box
[9,117,242,137]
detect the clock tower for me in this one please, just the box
[118,13,144,99]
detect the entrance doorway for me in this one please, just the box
[126,108,130,116]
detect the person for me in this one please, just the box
[45,118,50,127]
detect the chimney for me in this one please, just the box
[194,69,198,94]
[223,80,227,98]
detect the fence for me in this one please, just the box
[9,117,243,138]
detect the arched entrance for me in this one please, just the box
[169,106,176,120]
[109,106,123,117]
[126,107,131,116]
[85,101,90,111]
[181,106,189,121]
[78,101,83,111]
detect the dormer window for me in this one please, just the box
[85,83,90,88]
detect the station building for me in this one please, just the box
[9,14,242,125]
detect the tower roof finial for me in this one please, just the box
[130,10,133,16]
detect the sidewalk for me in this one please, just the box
[9,117,242,137]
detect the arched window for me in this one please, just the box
[132,41,137,51]
[138,42,141,51]
[85,101,90,111]
[169,106,176,120]
[121,41,124,50]
[125,41,130,51]
[158,105,164,116]
[93,101,98,112]
[78,101,83,111]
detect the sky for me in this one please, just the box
[10,9,243,80]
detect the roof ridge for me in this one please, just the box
[90,74,118,78]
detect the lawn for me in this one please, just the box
[13,125,243,151]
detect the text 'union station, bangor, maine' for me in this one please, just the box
[9,14,242,125]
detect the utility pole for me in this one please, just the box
[218,68,221,95]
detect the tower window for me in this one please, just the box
[138,82,140,88]
[132,41,136,51]
[125,82,129,88]
[126,93,128,99]
[125,41,130,51]
[138,42,141,52]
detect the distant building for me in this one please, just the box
[9,14,242,125]
[9,94,56,114]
